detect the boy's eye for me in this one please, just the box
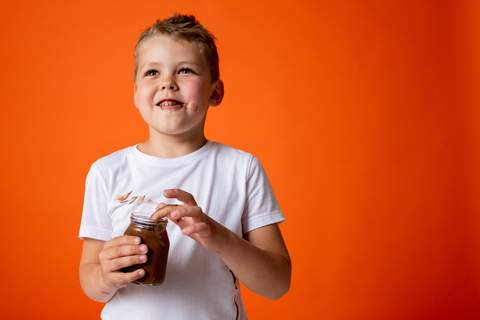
[144,69,158,77]
[178,67,195,75]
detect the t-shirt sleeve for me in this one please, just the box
[78,163,113,241]
[242,155,285,233]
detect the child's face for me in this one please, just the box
[134,35,222,138]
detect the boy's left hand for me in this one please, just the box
[151,190,291,299]
[152,188,225,251]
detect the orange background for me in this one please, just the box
[1,0,479,319]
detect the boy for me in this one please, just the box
[79,14,291,319]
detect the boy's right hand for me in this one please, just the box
[98,235,147,291]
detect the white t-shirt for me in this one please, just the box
[79,141,285,320]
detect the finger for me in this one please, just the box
[150,204,178,220]
[111,269,145,287]
[103,235,141,249]
[163,189,197,206]
[155,202,167,210]
[171,215,195,231]
[182,222,210,237]
[105,254,148,272]
[170,206,202,220]
[101,244,148,261]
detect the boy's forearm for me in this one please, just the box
[79,263,116,303]
[211,222,291,299]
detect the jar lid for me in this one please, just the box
[130,212,167,226]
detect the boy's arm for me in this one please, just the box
[217,222,291,299]
[79,239,116,302]
[155,189,291,299]
[79,237,147,303]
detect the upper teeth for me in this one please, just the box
[159,101,180,107]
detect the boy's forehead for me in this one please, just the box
[137,35,206,64]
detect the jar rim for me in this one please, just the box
[130,212,168,226]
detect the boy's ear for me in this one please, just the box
[209,80,224,106]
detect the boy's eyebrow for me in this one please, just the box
[139,61,203,70]
[176,61,202,67]
[139,62,162,70]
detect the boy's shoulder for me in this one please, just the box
[212,142,263,174]
[89,145,132,173]
[213,141,253,158]
[211,141,262,166]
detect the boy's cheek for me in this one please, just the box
[133,94,144,110]
[185,102,199,112]
[134,89,153,108]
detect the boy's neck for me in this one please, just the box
[137,132,208,158]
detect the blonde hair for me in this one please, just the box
[134,14,220,82]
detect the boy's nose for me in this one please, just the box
[161,84,177,90]
[160,79,178,91]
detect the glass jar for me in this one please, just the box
[122,212,169,285]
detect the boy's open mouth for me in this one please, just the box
[155,99,184,110]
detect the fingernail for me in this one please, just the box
[140,255,147,262]
[140,245,148,253]
[134,237,141,244]
[138,269,145,276]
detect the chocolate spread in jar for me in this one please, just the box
[122,212,169,285]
